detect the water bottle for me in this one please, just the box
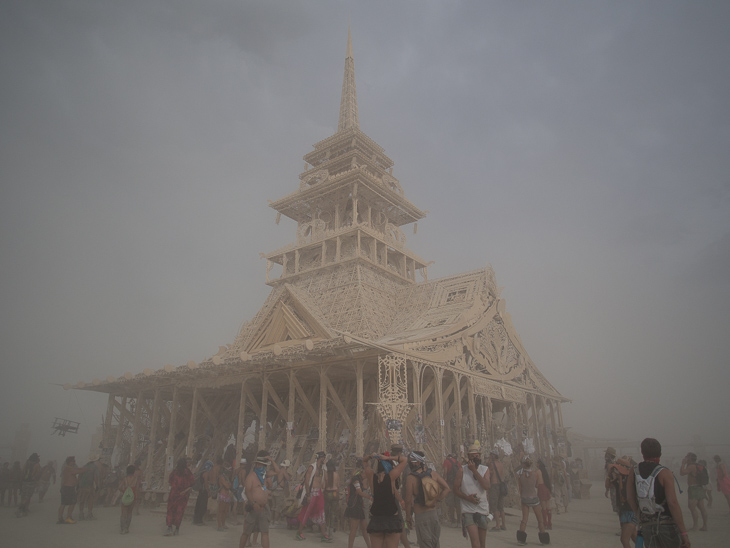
[635,530,644,548]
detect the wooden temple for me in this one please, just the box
[70,30,568,491]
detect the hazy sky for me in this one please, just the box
[1,1,729,462]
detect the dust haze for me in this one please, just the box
[1,1,729,462]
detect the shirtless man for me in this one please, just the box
[58,456,84,524]
[232,458,248,524]
[680,452,708,531]
[240,450,282,548]
[404,451,450,548]
[488,449,507,531]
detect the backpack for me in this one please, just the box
[445,458,458,487]
[416,470,440,509]
[696,465,709,487]
[121,485,135,506]
[634,464,666,515]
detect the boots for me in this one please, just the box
[546,509,553,530]
[539,531,551,545]
[516,530,527,545]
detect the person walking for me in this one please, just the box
[454,445,491,548]
[17,452,41,517]
[239,451,283,548]
[164,458,195,536]
[192,460,213,525]
[680,452,708,531]
[713,455,730,514]
[118,464,139,534]
[404,451,450,548]
[344,462,372,548]
[57,456,84,525]
[296,451,332,542]
[363,451,408,548]
[626,438,691,548]
[606,456,637,548]
[516,456,549,546]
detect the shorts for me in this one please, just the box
[462,512,489,530]
[242,506,270,535]
[61,485,77,505]
[414,509,441,546]
[688,485,706,501]
[488,484,505,512]
[218,491,232,503]
[620,511,636,524]
[521,496,540,507]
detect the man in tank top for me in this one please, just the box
[453,445,491,548]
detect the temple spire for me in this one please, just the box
[338,26,359,132]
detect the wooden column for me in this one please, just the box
[145,388,161,486]
[129,391,144,463]
[164,386,179,484]
[236,380,247,463]
[287,372,296,461]
[258,376,269,450]
[557,402,564,428]
[467,378,477,445]
[113,396,127,466]
[187,388,199,458]
[411,361,423,450]
[103,394,115,453]
[356,362,364,456]
[485,396,493,445]
[454,375,463,451]
[435,369,446,459]
[319,367,328,452]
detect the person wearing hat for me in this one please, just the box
[240,450,283,548]
[17,452,41,517]
[296,451,332,542]
[606,456,636,548]
[454,444,492,548]
[404,451,450,548]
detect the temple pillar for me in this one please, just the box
[287,372,296,461]
[113,396,127,467]
[435,369,445,459]
[258,376,269,450]
[455,374,463,451]
[319,367,328,452]
[146,388,161,486]
[356,362,364,456]
[164,386,179,484]
[467,378,477,445]
[187,387,199,457]
[129,391,144,463]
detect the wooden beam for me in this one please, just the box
[323,373,355,434]
[145,388,161,486]
[293,376,319,424]
[319,367,327,452]
[113,396,127,466]
[187,387,199,457]
[164,386,179,484]
[356,362,364,456]
[129,391,144,464]
[235,379,248,464]
[287,371,295,461]
[258,376,269,450]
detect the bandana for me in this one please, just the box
[409,452,426,464]
[374,455,393,474]
[254,466,267,489]
[202,460,214,472]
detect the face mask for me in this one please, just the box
[471,458,482,467]
[254,466,267,484]
[523,461,532,469]
[408,462,421,472]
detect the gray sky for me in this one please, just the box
[1,1,729,462]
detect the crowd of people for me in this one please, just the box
[1,436,728,548]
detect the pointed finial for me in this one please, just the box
[338,26,359,132]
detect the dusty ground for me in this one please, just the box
[2,490,728,547]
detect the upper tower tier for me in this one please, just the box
[265,30,429,287]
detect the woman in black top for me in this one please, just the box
[345,463,373,548]
[363,452,407,548]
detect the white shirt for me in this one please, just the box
[460,464,490,514]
